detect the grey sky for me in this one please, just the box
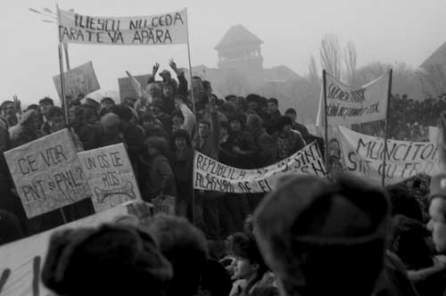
[1,0,445,104]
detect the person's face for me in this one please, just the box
[428,198,446,253]
[50,115,66,132]
[248,101,258,111]
[175,137,187,151]
[268,102,278,113]
[328,140,341,158]
[230,120,242,133]
[282,124,291,134]
[192,79,203,96]
[233,257,257,280]
[40,103,52,116]
[68,106,78,123]
[3,103,15,117]
[199,123,210,138]
[285,112,296,122]
[147,146,158,156]
[101,101,114,111]
[219,127,229,144]
[163,85,174,98]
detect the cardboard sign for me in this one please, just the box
[0,201,146,296]
[337,126,440,184]
[118,74,151,101]
[316,73,389,126]
[4,129,91,218]
[53,61,100,100]
[193,142,327,193]
[58,9,188,46]
[78,144,142,212]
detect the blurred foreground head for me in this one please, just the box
[253,174,390,296]
[42,224,172,296]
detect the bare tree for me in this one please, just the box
[320,34,342,80]
[343,41,357,85]
[308,55,319,83]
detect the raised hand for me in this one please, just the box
[169,59,178,73]
[152,62,160,75]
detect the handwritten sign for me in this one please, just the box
[118,74,151,100]
[316,73,389,125]
[0,201,144,296]
[58,9,188,46]
[193,142,327,193]
[78,144,141,213]
[4,129,91,218]
[53,61,100,100]
[337,126,440,184]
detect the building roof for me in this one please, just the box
[421,41,446,69]
[215,25,263,51]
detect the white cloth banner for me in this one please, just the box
[337,126,439,184]
[78,144,142,213]
[193,142,327,193]
[58,8,188,46]
[316,73,388,126]
[0,201,145,296]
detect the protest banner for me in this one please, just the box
[53,61,100,100]
[193,142,327,193]
[58,8,188,46]
[118,73,151,101]
[316,72,389,126]
[337,126,440,184]
[4,129,91,218]
[0,200,149,296]
[78,144,141,212]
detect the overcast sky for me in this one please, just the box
[2,0,445,104]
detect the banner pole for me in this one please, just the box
[382,69,393,187]
[322,70,329,171]
[63,42,71,70]
[185,9,197,225]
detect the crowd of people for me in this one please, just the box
[2,60,446,296]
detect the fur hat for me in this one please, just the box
[253,174,390,295]
[41,224,172,296]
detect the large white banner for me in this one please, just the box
[78,144,142,212]
[337,126,439,184]
[316,73,389,126]
[0,201,150,296]
[193,142,327,193]
[4,129,91,218]
[58,9,188,46]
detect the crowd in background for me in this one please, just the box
[3,61,446,296]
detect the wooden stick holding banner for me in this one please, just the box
[185,8,198,225]
[382,69,393,187]
[63,42,71,70]
[322,69,329,170]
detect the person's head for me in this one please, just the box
[202,80,212,97]
[141,112,159,131]
[41,224,172,296]
[285,108,297,122]
[112,104,134,125]
[198,120,211,139]
[172,129,191,151]
[229,232,268,281]
[427,174,446,253]
[328,138,342,159]
[47,106,66,132]
[246,114,263,132]
[162,81,177,99]
[229,116,244,133]
[159,69,172,82]
[100,113,121,137]
[145,136,168,157]
[253,174,390,296]
[192,76,204,97]
[100,97,116,111]
[1,100,15,118]
[39,97,54,116]
[141,214,208,296]
[246,94,260,111]
[171,111,185,133]
[276,116,293,134]
[267,98,279,113]
[144,82,162,99]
